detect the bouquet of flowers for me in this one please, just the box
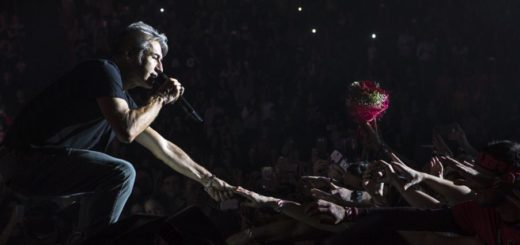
[347,81,389,123]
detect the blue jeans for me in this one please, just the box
[0,147,136,235]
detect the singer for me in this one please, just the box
[0,21,234,241]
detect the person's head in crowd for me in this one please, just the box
[129,202,144,215]
[160,174,183,198]
[111,21,168,90]
[144,195,168,216]
[474,141,520,219]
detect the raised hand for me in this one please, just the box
[432,132,453,157]
[377,160,400,184]
[389,154,425,190]
[438,156,494,189]
[427,157,444,178]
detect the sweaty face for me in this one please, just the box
[137,40,163,89]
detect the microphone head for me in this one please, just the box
[158,73,169,81]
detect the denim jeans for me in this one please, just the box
[0,146,136,235]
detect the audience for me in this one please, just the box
[1,0,519,244]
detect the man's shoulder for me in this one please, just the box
[76,59,119,73]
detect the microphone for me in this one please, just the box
[158,73,204,123]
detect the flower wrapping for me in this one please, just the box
[347,81,389,123]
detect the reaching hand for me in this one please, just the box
[305,199,349,224]
[438,156,494,189]
[204,176,235,202]
[232,186,280,208]
[389,154,424,190]
[450,123,470,146]
[427,157,444,178]
[377,160,399,184]
[432,132,453,157]
[362,162,385,196]
[310,187,352,206]
[301,176,335,190]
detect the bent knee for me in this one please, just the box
[112,160,136,185]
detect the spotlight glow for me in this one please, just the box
[312,28,317,34]
[371,33,376,39]
[160,8,165,13]
[298,6,302,12]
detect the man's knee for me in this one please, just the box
[117,161,136,184]
[109,160,136,187]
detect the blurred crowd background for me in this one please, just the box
[1,0,520,244]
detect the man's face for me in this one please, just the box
[133,40,163,89]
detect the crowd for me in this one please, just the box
[1,0,520,244]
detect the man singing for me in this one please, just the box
[0,21,233,238]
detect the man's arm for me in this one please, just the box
[135,127,212,182]
[135,127,233,200]
[96,77,181,143]
[97,97,164,143]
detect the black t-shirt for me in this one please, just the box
[4,59,137,150]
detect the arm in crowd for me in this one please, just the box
[389,154,474,205]
[379,160,443,208]
[233,187,352,233]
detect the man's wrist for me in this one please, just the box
[150,96,165,107]
[201,174,215,188]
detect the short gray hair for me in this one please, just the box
[112,21,168,62]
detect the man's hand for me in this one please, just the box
[204,176,235,202]
[152,77,184,105]
[232,186,280,208]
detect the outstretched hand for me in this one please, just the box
[232,186,280,208]
[389,153,425,190]
[204,176,235,202]
[305,199,349,224]
[438,156,494,189]
[301,176,335,190]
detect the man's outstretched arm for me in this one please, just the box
[136,127,233,201]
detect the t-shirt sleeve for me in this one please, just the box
[87,60,126,100]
